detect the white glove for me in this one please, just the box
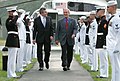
[103,45,106,49]
[13,11,18,16]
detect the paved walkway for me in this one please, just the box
[18,49,94,81]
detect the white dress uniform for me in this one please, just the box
[16,9,26,72]
[88,19,98,71]
[79,22,87,63]
[23,16,32,65]
[29,19,37,58]
[74,31,80,55]
[107,13,120,81]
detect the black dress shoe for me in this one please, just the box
[23,70,28,72]
[96,75,107,78]
[63,66,67,71]
[39,67,43,71]
[87,70,98,72]
[45,62,49,69]
[13,75,22,79]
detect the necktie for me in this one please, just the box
[43,17,46,27]
[65,18,68,30]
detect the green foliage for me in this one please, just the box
[74,54,112,81]
[0,0,46,39]
[0,39,5,46]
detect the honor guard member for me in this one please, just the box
[88,11,98,71]
[24,13,32,64]
[95,6,109,78]
[5,6,21,78]
[84,16,92,66]
[78,16,88,64]
[16,9,26,72]
[74,21,80,55]
[106,1,120,81]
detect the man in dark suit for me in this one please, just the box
[55,8,77,71]
[33,7,54,71]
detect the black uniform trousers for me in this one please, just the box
[37,41,51,67]
[61,41,73,67]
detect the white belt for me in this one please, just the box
[8,31,18,34]
[97,33,103,35]
[86,34,89,35]
[26,31,30,34]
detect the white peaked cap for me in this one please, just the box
[25,11,30,15]
[17,9,26,13]
[80,16,86,20]
[107,0,117,6]
[26,16,30,19]
[6,6,17,11]
[95,6,106,10]
[90,11,96,15]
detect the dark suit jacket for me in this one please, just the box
[55,17,77,46]
[33,16,54,43]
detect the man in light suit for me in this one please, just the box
[55,8,77,71]
[33,7,54,71]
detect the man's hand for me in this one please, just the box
[50,36,53,40]
[55,40,59,45]
[71,34,75,39]
[33,40,36,44]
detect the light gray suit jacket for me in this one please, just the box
[55,17,77,46]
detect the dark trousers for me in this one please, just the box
[61,42,73,67]
[37,41,51,67]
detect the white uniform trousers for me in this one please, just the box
[85,45,91,66]
[7,48,18,78]
[108,49,120,81]
[96,49,108,77]
[32,44,37,58]
[74,34,80,55]
[80,44,87,63]
[90,47,98,71]
[24,44,32,64]
[16,40,25,72]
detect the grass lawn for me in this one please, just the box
[0,51,37,81]
[0,38,5,46]
[74,54,112,81]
